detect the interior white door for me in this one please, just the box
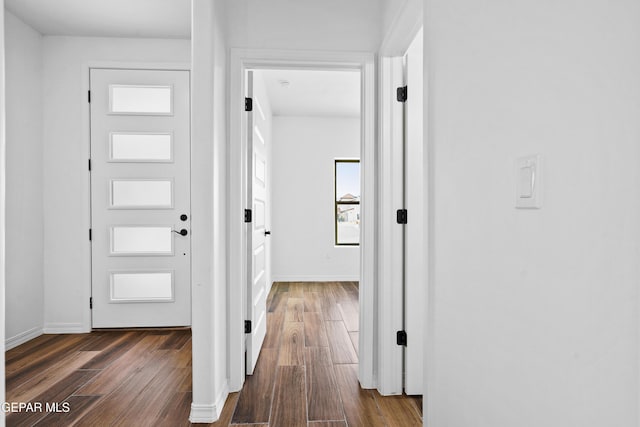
[246,70,268,374]
[404,29,425,395]
[90,68,191,328]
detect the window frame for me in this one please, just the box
[335,159,361,246]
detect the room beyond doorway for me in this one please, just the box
[257,68,362,282]
[244,67,362,375]
[228,48,377,393]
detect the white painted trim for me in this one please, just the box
[377,56,405,395]
[229,50,247,392]
[379,0,424,56]
[81,63,93,335]
[0,3,6,419]
[229,48,377,391]
[43,323,85,334]
[358,52,377,391]
[403,27,426,396]
[271,275,360,282]
[188,404,217,424]
[424,12,436,427]
[380,3,430,419]
[189,381,228,423]
[5,327,43,351]
[358,58,380,388]
[84,61,190,71]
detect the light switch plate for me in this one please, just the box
[516,155,542,209]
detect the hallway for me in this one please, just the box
[229,282,422,426]
[5,282,421,426]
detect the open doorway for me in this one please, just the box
[245,68,362,371]
[233,66,366,424]
[227,48,378,402]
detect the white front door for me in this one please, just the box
[246,70,268,374]
[90,68,191,328]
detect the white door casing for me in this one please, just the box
[378,55,405,395]
[245,70,268,374]
[228,49,376,392]
[90,68,191,328]
[404,28,425,395]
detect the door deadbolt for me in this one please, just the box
[180,214,188,221]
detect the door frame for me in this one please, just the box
[378,0,427,415]
[228,48,376,390]
[377,55,405,395]
[82,61,191,331]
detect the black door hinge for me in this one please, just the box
[89,297,93,309]
[245,97,253,112]
[88,159,91,171]
[89,228,92,241]
[397,330,407,346]
[397,209,408,224]
[88,90,91,103]
[244,209,252,223]
[396,86,407,103]
[245,320,252,333]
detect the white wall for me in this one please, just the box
[226,0,384,52]
[190,0,229,422]
[209,3,228,419]
[0,1,8,420]
[425,0,640,425]
[271,116,360,282]
[382,0,407,32]
[4,11,44,347]
[41,36,190,332]
[379,0,422,56]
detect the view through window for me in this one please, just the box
[335,160,360,245]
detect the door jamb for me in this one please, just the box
[228,49,376,390]
[378,0,424,402]
[377,55,405,395]
[82,61,191,333]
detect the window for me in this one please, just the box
[335,160,360,246]
[109,85,173,115]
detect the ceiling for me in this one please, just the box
[257,69,361,118]
[5,0,191,39]
[4,2,362,117]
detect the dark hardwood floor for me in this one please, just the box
[5,282,422,426]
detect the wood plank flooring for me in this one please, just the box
[5,282,422,426]
[230,282,422,426]
[5,329,192,426]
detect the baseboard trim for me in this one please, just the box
[5,326,43,350]
[272,275,360,282]
[189,382,229,423]
[189,403,218,424]
[43,323,85,334]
